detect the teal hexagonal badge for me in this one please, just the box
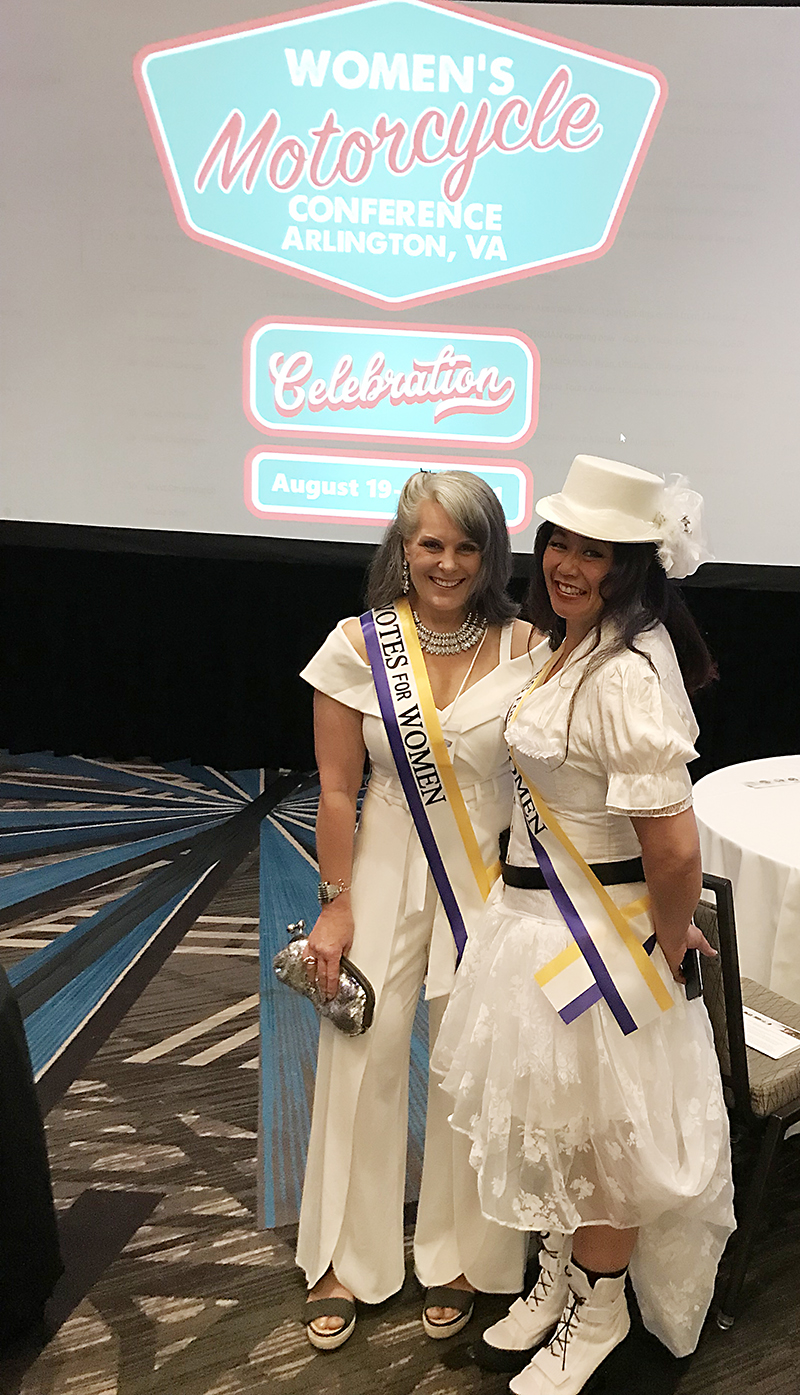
[135,0,666,308]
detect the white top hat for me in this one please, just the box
[536,455,665,544]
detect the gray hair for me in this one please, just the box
[367,470,518,625]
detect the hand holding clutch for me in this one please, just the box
[272,921,375,1036]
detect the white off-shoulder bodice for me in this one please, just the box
[302,618,532,789]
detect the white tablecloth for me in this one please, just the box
[694,755,800,1005]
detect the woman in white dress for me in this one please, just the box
[433,456,735,1395]
[296,470,535,1350]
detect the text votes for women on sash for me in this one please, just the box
[372,607,446,807]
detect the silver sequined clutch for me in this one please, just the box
[272,921,375,1036]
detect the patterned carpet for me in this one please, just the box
[0,755,798,1393]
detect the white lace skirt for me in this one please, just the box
[432,882,736,1357]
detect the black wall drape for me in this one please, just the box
[2,541,798,776]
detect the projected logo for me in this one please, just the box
[135,0,666,308]
[245,319,538,446]
[245,448,532,529]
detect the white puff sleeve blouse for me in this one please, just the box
[505,624,699,866]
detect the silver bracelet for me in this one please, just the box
[317,879,350,906]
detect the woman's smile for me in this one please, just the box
[404,499,482,625]
[552,579,588,598]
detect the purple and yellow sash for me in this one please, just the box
[361,600,499,962]
[508,658,673,1035]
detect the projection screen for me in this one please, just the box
[1,2,798,565]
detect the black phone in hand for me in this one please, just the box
[681,947,702,1000]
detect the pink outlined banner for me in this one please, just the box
[134,0,667,309]
[244,318,538,447]
[245,446,532,529]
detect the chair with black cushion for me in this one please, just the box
[695,872,800,1329]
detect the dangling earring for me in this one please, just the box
[402,558,410,594]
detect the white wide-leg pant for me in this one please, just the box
[296,891,526,1303]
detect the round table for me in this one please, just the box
[694,755,800,1005]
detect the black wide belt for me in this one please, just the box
[501,855,644,891]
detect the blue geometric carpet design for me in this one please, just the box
[0,753,429,1233]
[259,783,430,1229]
[0,753,296,1112]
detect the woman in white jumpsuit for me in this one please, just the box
[296,470,535,1349]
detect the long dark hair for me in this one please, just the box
[526,521,717,694]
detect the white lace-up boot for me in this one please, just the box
[508,1260,630,1395]
[475,1233,571,1373]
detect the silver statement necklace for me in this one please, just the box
[412,609,488,655]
